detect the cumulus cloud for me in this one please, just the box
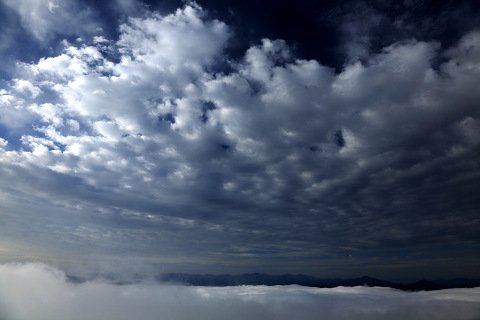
[0,3,479,275]
[0,263,479,320]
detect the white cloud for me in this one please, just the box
[12,79,41,98]
[0,138,7,149]
[0,263,479,320]
[118,3,230,73]
[3,0,100,41]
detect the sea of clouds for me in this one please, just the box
[0,263,479,320]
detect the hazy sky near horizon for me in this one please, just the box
[0,0,479,280]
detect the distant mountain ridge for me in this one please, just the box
[155,273,480,291]
[65,272,480,291]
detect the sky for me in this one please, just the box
[0,0,479,281]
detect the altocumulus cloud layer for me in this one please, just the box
[0,2,479,277]
[0,263,479,320]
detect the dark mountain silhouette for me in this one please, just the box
[435,278,480,288]
[400,280,443,291]
[65,272,480,291]
[337,276,398,288]
[156,273,342,287]
[156,273,480,291]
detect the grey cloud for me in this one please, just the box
[0,5,479,277]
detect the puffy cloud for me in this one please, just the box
[0,4,479,276]
[0,263,479,320]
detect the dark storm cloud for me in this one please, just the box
[0,1,479,279]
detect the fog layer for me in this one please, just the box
[0,263,479,320]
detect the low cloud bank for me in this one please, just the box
[0,263,479,320]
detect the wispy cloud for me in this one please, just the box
[2,0,101,41]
